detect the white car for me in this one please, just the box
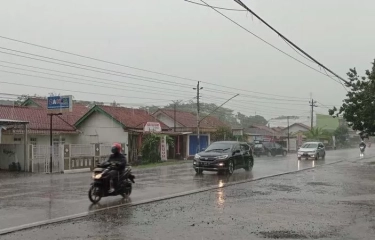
[297,142,326,160]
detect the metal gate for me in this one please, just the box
[31,145,64,173]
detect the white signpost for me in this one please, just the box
[160,135,167,161]
[143,122,162,133]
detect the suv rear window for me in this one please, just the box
[263,142,273,148]
[255,144,263,148]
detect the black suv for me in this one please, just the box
[253,142,287,157]
[193,141,254,175]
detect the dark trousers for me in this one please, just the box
[108,170,119,189]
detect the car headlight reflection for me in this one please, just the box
[194,154,200,160]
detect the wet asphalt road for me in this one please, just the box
[0,148,372,237]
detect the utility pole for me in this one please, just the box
[193,82,203,153]
[286,116,290,153]
[309,99,318,129]
[47,112,62,173]
[172,100,182,159]
[171,100,182,132]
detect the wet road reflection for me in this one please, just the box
[0,148,372,234]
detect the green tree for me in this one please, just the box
[305,127,331,140]
[141,134,174,163]
[237,112,267,127]
[333,125,349,146]
[329,60,375,136]
[211,126,233,142]
[141,101,267,128]
[15,94,45,106]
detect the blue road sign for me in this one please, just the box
[47,96,72,110]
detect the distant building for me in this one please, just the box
[153,109,228,157]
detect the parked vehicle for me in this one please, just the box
[88,161,135,204]
[253,141,287,157]
[193,141,254,175]
[253,142,264,157]
[297,142,326,160]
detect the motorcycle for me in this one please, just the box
[88,161,135,204]
[360,146,365,157]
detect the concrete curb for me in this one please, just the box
[0,154,373,236]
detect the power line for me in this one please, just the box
[0,60,309,103]
[232,0,349,88]
[204,96,310,111]
[198,0,347,88]
[205,98,311,114]
[203,86,309,100]
[0,60,196,95]
[0,35,318,101]
[0,49,314,102]
[0,92,190,106]
[204,88,309,102]
[0,61,312,105]
[183,0,246,11]
[0,35,199,83]
[0,47,193,88]
[203,95,309,106]
[0,69,196,100]
[0,65,196,99]
[0,81,185,102]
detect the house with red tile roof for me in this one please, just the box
[74,105,170,162]
[244,125,286,143]
[153,109,229,157]
[0,105,77,144]
[0,104,78,171]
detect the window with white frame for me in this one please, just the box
[14,137,21,143]
[30,137,37,145]
[53,137,66,145]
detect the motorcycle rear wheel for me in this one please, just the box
[121,183,132,198]
[89,185,102,204]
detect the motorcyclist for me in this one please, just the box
[107,143,127,193]
[359,140,366,152]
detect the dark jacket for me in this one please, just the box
[107,153,127,171]
[359,142,366,148]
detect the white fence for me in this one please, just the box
[31,145,64,173]
[71,144,95,157]
[100,144,112,157]
[30,143,122,173]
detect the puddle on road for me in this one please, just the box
[306,182,333,187]
[267,184,301,192]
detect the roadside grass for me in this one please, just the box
[132,160,190,169]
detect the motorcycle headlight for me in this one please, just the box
[216,155,229,160]
[194,154,200,160]
[93,173,102,179]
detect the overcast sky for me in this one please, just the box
[0,0,374,120]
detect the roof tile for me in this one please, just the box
[98,105,169,130]
[0,105,76,132]
[25,98,90,125]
